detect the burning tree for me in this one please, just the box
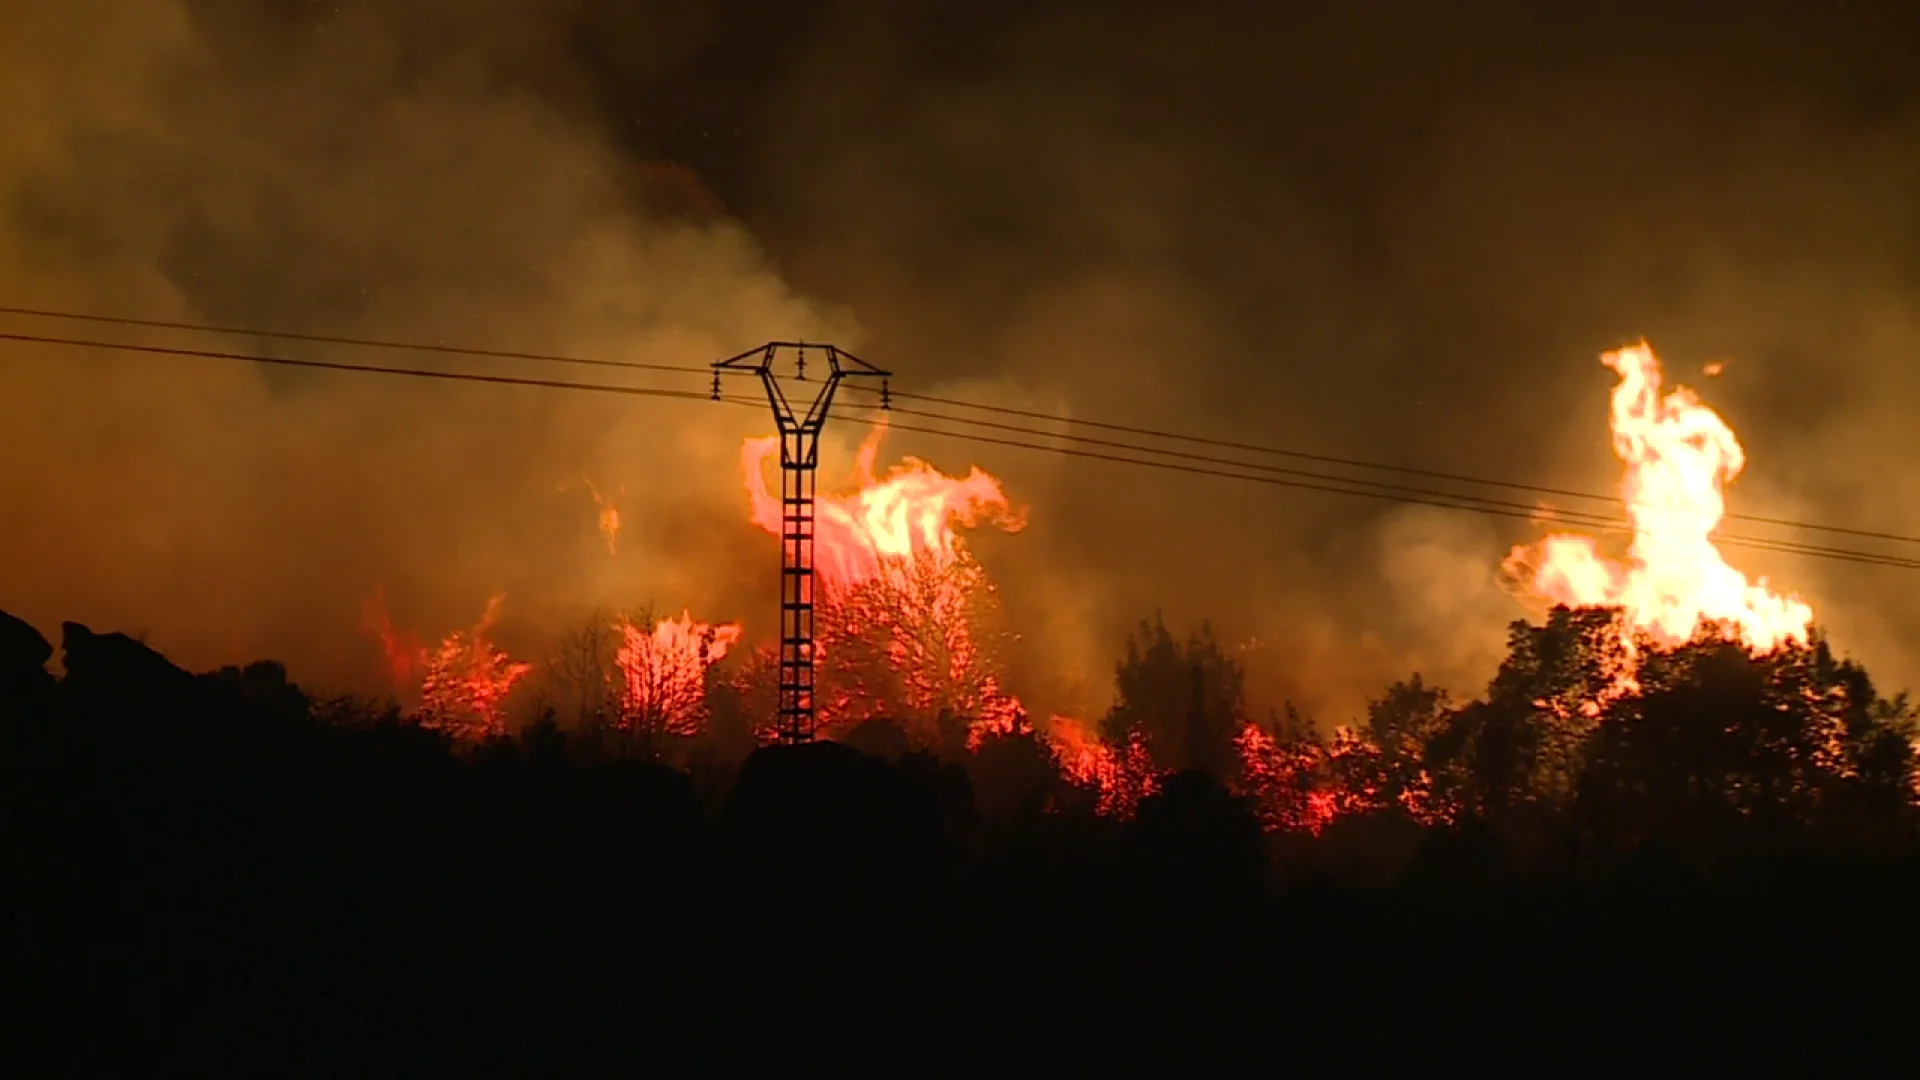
[533,604,742,761]
[741,425,1027,750]
[415,594,533,744]
[817,546,1024,747]
[1235,707,1333,832]
[1047,715,1161,819]
[609,607,742,761]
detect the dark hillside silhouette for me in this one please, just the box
[6,605,1920,1073]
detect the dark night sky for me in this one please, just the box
[4,0,1919,719]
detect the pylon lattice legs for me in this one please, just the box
[776,430,818,744]
[710,342,889,746]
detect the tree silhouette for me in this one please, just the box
[543,607,623,732]
[969,729,1061,817]
[1104,614,1245,780]
[1424,606,1631,821]
[1578,631,1919,860]
[8,600,1920,1072]
[1363,675,1453,822]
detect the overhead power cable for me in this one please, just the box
[0,303,735,379]
[837,387,1920,549]
[0,330,716,402]
[815,400,1920,573]
[6,323,1918,573]
[845,401,1920,567]
[9,301,1910,548]
[712,391,1920,571]
[11,299,1917,550]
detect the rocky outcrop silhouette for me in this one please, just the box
[0,609,55,708]
[60,621,196,707]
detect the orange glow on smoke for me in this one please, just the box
[1506,342,1812,667]
[741,424,1028,739]
[613,609,743,739]
[362,584,423,686]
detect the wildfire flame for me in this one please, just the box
[741,425,1026,592]
[562,478,622,555]
[361,584,423,686]
[1506,342,1813,658]
[741,424,1028,741]
[362,590,533,743]
[419,594,533,742]
[1046,715,1160,818]
[613,609,743,740]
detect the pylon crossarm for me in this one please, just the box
[711,342,777,372]
[831,347,890,379]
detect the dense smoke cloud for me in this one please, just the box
[0,1,852,689]
[4,0,1918,720]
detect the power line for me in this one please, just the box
[819,402,1920,572]
[722,390,1920,571]
[7,326,1918,573]
[839,401,1920,568]
[0,303,740,380]
[10,300,1916,550]
[839,386,1920,550]
[0,330,717,402]
[875,402,1633,527]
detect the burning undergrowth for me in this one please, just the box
[352,345,1917,830]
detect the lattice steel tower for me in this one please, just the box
[712,342,891,744]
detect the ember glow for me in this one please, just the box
[1506,342,1814,656]
[741,425,1028,740]
[1236,723,1333,833]
[562,478,623,555]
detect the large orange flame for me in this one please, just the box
[1507,342,1813,654]
[740,424,1028,740]
[613,609,743,739]
[741,425,1025,593]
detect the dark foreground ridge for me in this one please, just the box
[5,612,1917,1075]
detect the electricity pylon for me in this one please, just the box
[713,342,890,744]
